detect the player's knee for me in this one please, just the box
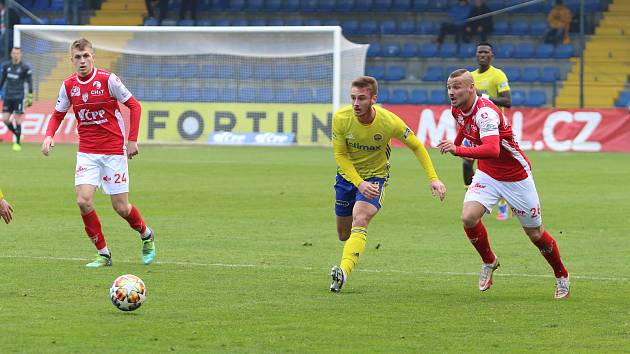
[112,201,131,217]
[460,212,479,228]
[524,226,544,242]
[352,213,371,228]
[76,197,93,213]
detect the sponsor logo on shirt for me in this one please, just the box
[373,133,383,141]
[82,92,89,102]
[347,142,381,151]
[91,81,104,95]
[71,86,80,97]
[77,108,106,122]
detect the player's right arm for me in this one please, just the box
[42,83,71,156]
[0,188,13,224]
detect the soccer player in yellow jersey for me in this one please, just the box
[468,42,512,221]
[329,76,447,292]
[0,188,14,224]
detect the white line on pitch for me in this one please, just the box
[1,255,626,282]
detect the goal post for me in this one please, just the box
[13,25,368,146]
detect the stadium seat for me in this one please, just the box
[214,19,231,26]
[398,20,416,34]
[200,87,220,102]
[554,44,575,58]
[378,88,390,103]
[319,0,337,11]
[521,67,540,82]
[422,66,444,82]
[367,43,381,57]
[178,19,195,26]
[495,43,514,58]
[220,88,238,102]
[503,67,521,82]
[265,0,283,11]
[381,20,397,34]
[341,20,359,35]
[231,19,248,26]
[228,0,246,10]
[515,43,535,59]
[314,88,332,103]
[615,91,630,107]
[196,19,212,26]
[304,19,322,26]
[322,19,340,26]
[285,19,303,26]
[180,64,200,79]
[540,66,561,82]
[381,44,401,57]
[365,65,386,80]
[385,66,406,81]
[418,43,438,57]
[389,89,409,104]
[161,19,178,26]
[493,21,509,35]
[373,0,392,10]
[276,88,295,103]
[417,21,435,35]
[301,0,319,11]
[50,17,67,25]
[358,20,379,35]
[247,0,265,11]
[510,21,529,36]
[530,20,549,36]
[338,0,356,11]
[247,19,265,26]
[525,90,547,106]
[425,0,448,11]
[486,0,504,11]
[295,88,314,103]
[391,0,411,11]
[355,0,374,11]
[283,0,300,10]
[412,0,429,10]
[400,43,419,57]
[428,89,447,104]
[511,90,526,106]
[267,19,284,26]
[457,43,476,59]
[437,43,457,58]
[239,87,258,102]
[534,44,554,58]
[19,16,33,25]
[409,89,428,104]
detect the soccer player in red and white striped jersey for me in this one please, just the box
[41,38,156,268]
[437,69,570,299]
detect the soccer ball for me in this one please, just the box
[109,274,147,312]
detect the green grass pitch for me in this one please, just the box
[0,143,628,353]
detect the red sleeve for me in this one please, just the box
[123,96,141,141]
[455,135,500,159]
[453,127,465,146]
[45,110,67,137]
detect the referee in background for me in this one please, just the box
[1,47,33,151]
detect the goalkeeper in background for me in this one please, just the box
[0,47,33,152]
[329,76,447,292]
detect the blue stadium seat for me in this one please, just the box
[365,65,386,80]
[196,19,212,26]
[358,20,379,35]
[417,21,435,35]
[373,0,392,10]
[125,63,143,78]
[341,20,359,35]
[540,66,561,82]
[32,0,49,10]
[301,0,319,11]
[51,17,68,25]
[228,0,246,10]
[304,19,322,26]
[367,43,381,57]
[164,87,182,101]
[216,65,236,79]
[530,20,548,36]
[554,44,575,58]
[267,19,284,26]
[338,0,356,11]
[428,89,447,104]
[389,89,409,104]
[486,0,504,11]
[510,21,529,35]
[239,87,258,102]
[322,19,340,26]
[259,88,275,103]
[214,19,231,26]
[495,43,515,58]
[381,43,401,57]
[615,91,630,107]
[265,0,283,11]
[315,88,332,103]
[178,19,195,26]
[409,89,428,104]
[319,0,337,11]
[418,43,438,57]
[511,90,526,106]
[247,0,265,11]
[231,19,248,26]
[392,0,411,10]
[534,44,554,58]
[200,88,220,102]
[285,19,303,26]
[180,64,200,79]
[503,67,521,82]
[515,43,535,59]
[220,88,238,102]
[283,0,300,10]
[381,21,397,34]
[425,0,448,11]
[525,90,547,107]
[276,88,295,103]
[398,20,416,34]
[457,43,476,59]
[385,66,406,81]
[437,43,457,58]
[295,88,314,103]
[521,67,540,82]
[20,16,33,24]
[400,43,419,57]
[493,21,509,35]
[378,88,390,103]
[249,19,267,26]
[161,19,178,26]
[422,66,444,82]
[355,0,374,11]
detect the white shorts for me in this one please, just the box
[464,169,542,228]
[75,152,129,195]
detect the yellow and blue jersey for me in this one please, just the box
[332,105,438,187]
[470,65,510,112]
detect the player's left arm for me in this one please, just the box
[393,117,446,200]
[490,70,511,108]
[108,73,142,159]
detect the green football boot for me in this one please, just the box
[142,228,156,265]
[85,253,112,268]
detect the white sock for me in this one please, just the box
[98,246,110,256]
[141,227,152,239]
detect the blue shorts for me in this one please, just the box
[334,174,386,217]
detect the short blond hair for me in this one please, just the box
[70,38,93,53]
[351,76,378,96]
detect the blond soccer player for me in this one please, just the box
[329,76,446,292]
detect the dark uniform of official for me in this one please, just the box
[0,60,33,114]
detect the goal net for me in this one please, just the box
[13,25,368,146]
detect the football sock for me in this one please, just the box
[464,221,495,264]
[340,226,367,277]
[14,124,21,144]
[81,210,107,251]
[123,205,147,237]
[98,246,110,257]
[5,122,16,136]
[533,230,568,278]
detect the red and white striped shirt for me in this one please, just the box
[451,97,531,181]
